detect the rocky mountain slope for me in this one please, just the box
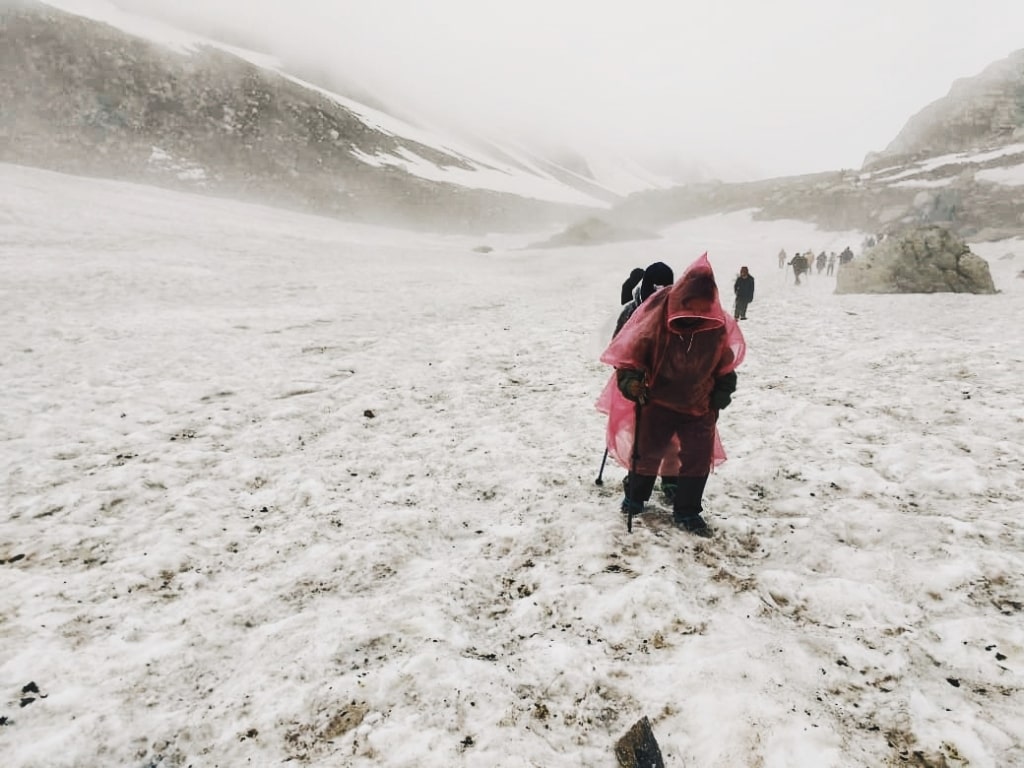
[603,141,1024,244]
[581,50,1024,245]
[865,49,1024,169]
[0,0,612,232]
[3,1,1022,241]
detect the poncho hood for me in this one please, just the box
[601,253,744,376]
[664,255,725,335]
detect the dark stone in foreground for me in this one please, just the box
[615,715,665,768]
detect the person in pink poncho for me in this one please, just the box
[596,253,746,536]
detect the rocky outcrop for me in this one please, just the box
[588,140,1024,244]
[834,226,996,294]
[865,49,1024,169]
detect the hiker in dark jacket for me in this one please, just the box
[789,253,809,285]
[733,266,754,320]
[610,261,676,501]
[614,262,674,337]
[621,268,645,305]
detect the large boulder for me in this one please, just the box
[835,226,997,294]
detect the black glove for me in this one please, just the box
[710,371,737,410]
[616,369,648,404]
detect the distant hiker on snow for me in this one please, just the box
[733,266,754,320]
[614,261,675,337]
[597,253,746,537]
[789,252,809,285]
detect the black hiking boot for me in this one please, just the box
[674,514,713,538]
[672,476,711,535]
[621,498,645,516]
[621,474,656,516]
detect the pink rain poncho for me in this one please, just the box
[596,253,746,473]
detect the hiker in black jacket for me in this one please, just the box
[621,268,645,305]
[609,261,677,503]
[614,262,674,337]
[733,266,755,320]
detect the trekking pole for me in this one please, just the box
[595,449,609,486]
[627,401,642,534]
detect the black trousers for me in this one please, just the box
[626,405,715,517]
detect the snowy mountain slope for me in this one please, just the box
[43,0,709,200]
[1,0,614,232]
[35,0,620,207]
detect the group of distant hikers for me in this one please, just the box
[777,246,854,284]
[595,257,747,537]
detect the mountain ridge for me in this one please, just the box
[865,48,1024,170]
[1,0,616,232]
[3,0,1022,240]
[584,51,1024,245]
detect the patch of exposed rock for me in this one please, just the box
[526,217,660,249]
[835,226,996,294]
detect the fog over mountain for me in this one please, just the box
[867,49,1024,167]
[94,0,1024,178]
[2,0,1023,239]
[1,0,621,232]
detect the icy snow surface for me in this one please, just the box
[1,164,1022,767]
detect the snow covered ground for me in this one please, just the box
[1,164,1022,767]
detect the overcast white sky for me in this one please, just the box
[110,0,1024,179]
